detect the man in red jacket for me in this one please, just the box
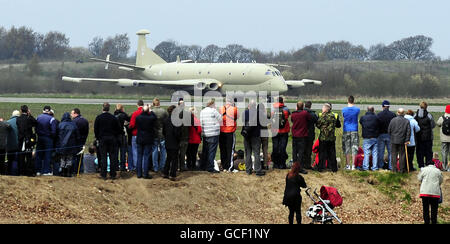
[291,101,311,174]
[271,97,291,169]
[187,107,202,170]
[128,100,144,171]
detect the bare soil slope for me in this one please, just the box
[0,170,448,224]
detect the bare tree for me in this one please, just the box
[187,45,203,62]
[113,34,130,59]
[368,43,396,60]
[2,26,38,60]
[390,35,435,60]
[39,31,70,59]
[88,36,104,57]
[293,44,325,62]
[154,41,179,62]
[349,45,368,60]
[219,44,253,63]
[201,44,222,62]
[324,41,354,60]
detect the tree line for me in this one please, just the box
[0,26,131,63]
[0,25,447,63]
[151,36,442,64]
[1,25,449,98]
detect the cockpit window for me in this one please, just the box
[265,71,272,75]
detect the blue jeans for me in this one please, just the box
[137,144,153,178]
[131,136,138,171]
[35,136,53,174]
[363,138,378,171]
[377,134,391,170]
[152,139,167,172]
[203,136,219,172]
[127,145,134,170]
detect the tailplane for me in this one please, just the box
[136,29,167,66]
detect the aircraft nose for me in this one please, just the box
[270,78,288,93]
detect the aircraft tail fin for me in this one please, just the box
[136,29,167,66]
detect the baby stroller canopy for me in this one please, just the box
[306,187,343,224]
[320,186,343,208]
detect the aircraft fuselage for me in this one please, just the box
[139,62,288,93]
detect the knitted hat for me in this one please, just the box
[445,105,450,114]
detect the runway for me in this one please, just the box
[0,97,446,112]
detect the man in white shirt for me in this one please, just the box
[200,99,222,173]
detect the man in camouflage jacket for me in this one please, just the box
[316,103,342,172]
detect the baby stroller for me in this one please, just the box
[305,186,343,224]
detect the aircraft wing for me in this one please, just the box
[90,58,146,71]
[265,63,291,68]
[62,76,222,90]
[285,79,322,89]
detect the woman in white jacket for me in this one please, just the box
[418,160,443,224]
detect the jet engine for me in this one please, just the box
[208,83,220,91]
[117,79,139,87]
[195,82,207,90]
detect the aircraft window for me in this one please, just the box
[199,71,202,75]
[177,71,180,75]
[265,71,272,75]
[272,72,276,76]
[229,72,232,75]
[242,73,245,76]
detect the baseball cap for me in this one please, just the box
[43,105,51,113]
[382,100,390,107]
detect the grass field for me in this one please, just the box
[0,101,446,169]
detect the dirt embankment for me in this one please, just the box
[0,170,448,224]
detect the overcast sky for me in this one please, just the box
[2,0,449,58]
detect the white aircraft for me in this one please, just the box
[62,29,322,95]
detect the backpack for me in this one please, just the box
[273,107,287,129]
[442,116,450,136]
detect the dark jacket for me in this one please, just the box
[57,113,80,155]
[7,116,19,151]
[16,113,37,149]
[0,121,11,150]
[291,109,311,138]
[163,113,181,150]
[72,115,89,145]
[377,109,396,134]
[360,111,380,139]
[415,109,435,141]
[114,110,130,135]
[136,111,157,145]
[36,113,57,138]
[177,107,190,142]
[94,112,121,141]
[282,174,307,208]
[388,116,411,144]
[242,107,262,138]
[305,108,318,140]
